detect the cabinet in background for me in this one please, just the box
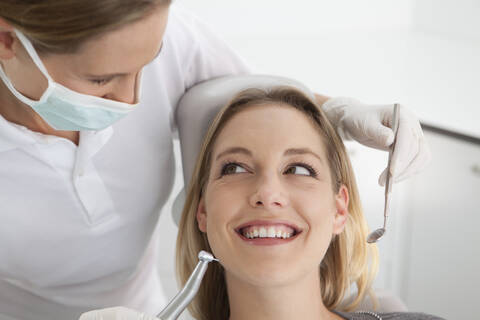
[349,130,480,319]
[394,130,480,319]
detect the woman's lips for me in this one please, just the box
[234,220,302,246]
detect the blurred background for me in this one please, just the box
[156,1,480,319]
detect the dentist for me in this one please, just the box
[0,1,429,319]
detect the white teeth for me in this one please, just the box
[267,226,276,238]
[259,227,267,238]
[242,226,296,239]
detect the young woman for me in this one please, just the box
[175,87,442,320]
[0,1,429,319]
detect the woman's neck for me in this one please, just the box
[226,270,341,320]
[0,82,79,145]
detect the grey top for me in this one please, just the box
[334,311,446,320]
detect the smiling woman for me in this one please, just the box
[176,87,379,320]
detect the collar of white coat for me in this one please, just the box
[0,113,113,153]
[0,113,36,151]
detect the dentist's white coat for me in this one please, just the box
[0,4,249,319]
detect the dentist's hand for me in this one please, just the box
[322,97,431,186]
[79,307,160,320]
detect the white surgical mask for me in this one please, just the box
[0,29,141,131]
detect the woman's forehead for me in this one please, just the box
[212,104,327,159]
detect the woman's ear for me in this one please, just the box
[196,197,207,233]
[0,18,16,60]
[333,184,349,235]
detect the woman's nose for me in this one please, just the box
[248,174,289,209]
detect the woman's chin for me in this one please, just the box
[224,259,304,288]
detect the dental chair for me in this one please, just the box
[171,74,408,314]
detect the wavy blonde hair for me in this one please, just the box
[176,87,379,320]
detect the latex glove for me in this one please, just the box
[322,97,431,186]
[79,307,159,320]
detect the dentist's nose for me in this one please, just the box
[249,174,289,209]
[103,72,141,104]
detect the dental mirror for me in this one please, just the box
[367,104,400,244]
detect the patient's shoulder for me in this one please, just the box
[334,310,446,320]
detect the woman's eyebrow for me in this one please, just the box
[284,148,324,164]
[215,147,252,160]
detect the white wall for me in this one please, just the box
[177,0,414,38]
[413,0,480,41]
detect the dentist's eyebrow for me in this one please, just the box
[284,148,324,164]
[85,43,163,78]
[215,147,252,160]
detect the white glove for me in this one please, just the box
[79,307,159,320]
[322,97,431,186]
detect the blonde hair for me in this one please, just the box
[176,87,379,320]
[0,0,171,54]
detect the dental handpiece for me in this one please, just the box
[157,251,218,320]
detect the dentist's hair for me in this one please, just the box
[0,0,171,55]
[176,87,379,320]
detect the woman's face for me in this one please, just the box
[197,104,349,287]
[4,4,169,104]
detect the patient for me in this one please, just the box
[176,87,442,320]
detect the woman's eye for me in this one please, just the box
[284,164,315,177]
[221,163,247,175]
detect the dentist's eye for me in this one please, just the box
[220,162,247,176]
[284,163,317,177]
[90,78,112,86]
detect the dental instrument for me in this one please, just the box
[367,103,400,243]
[156,251,218,320]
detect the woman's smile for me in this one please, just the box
[235,219,303,245]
